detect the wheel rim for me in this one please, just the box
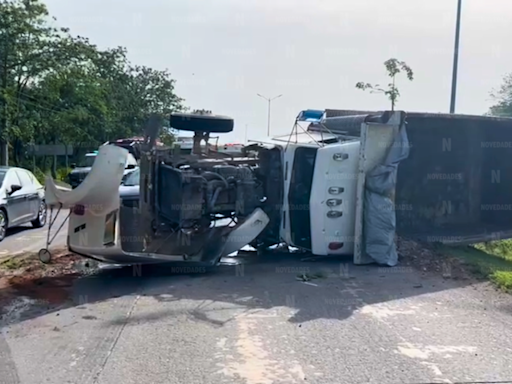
[0,212,6,239]
[39,203,47,224]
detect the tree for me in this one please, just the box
[356,58,414,111]
[125,65,185,132]
[0,0,83,164]
[489,73,512,117]
[159,128,175,147]
[0,0,185,167]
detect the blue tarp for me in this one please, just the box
[364,122,410,266]
[296,109,324,122]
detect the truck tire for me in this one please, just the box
[170,113,234,133]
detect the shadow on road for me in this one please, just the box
[5,225,37,237]
[1,251,500,329]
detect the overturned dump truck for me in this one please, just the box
[133,110,408,267]
[43,109,512,268]
[43,109,408,266]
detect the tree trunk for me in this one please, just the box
[0,87,8,165]
[0,141,8,166]
[0,50,9,166]
[13,138,21,166]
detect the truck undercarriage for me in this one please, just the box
[133,113,284,265]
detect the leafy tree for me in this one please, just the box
[356,58,414,111]
[0,0,87,164]
[125,65,185,132]
[159,128,175,147]
[0,0,185,167]
[489,73,512,117]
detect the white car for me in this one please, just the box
[68,149,138,189]
[0,166,47,241]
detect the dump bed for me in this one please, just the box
[324,109,512,245]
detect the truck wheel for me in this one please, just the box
[170,113,234,133]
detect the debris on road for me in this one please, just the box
[296,271,327,282]
[397,236,472,280]
[0,248,89,312]
[1,296,42,324]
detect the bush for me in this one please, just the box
[56,167,72,182]
[33,168,47,185]
[32,167,71,184]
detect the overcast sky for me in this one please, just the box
[45,0,512,143]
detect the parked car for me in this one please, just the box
[0,166,47,241]
[119,166,140,204]
[68,149,138,188]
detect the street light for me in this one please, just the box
[450,0,463,114]
[257,93,283,136]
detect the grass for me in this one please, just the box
[32,167,72,185]
[441,239,512,292]
[0,256,31,272]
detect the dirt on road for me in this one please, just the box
[397,237,473,281]
[0,249,86,308]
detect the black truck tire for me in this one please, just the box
[170,113,234,133]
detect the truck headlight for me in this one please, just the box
[328,186,344,195]
[326,199,342,207]
[327,210,343,219]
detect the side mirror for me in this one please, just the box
[126,164,136,170]
[9,184,22,195]
[70,163,76,169]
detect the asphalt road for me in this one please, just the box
[2,254,512,384]
[0,213,68,258]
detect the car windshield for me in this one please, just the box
[0,170,5,186]
[122,168,140,186]
[77,155,96,168]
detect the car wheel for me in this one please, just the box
[31,201,47,228]
[0,209,7,242]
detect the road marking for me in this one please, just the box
[421,362,443,376]
[359,304,416,319]
[216,313,306,383]
[396,342,477,359]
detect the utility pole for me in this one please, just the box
[257,93,283,136]
[450,0,462,114]
[244,124,248,144]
